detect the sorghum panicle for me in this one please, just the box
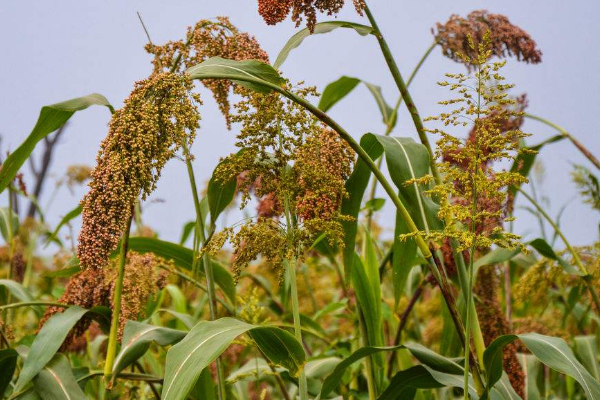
[146,17,268,128]
[257,0,365,32]
[78,72,200,270]
[435,10,542,68]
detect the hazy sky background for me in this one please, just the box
[1,0,599,249]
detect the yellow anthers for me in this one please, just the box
[420,32,530,252]
[238,287,270,325]
[78,72,200,270]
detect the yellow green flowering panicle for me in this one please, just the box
[419,32,532,251]
[206,83,354,281]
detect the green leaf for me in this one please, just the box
[32,354,87,400]
[474,248,521,270]
[0,348,18,398]
[111,321,186,381]
[371,134,441,233]
[518,353,542,400]
[320,344,463,398]
[379,364,483,400]
[45,205,82,246]
[0,94,113,194]
[574,336,600,381]
[125,237,236,305]
[186,57,284,94]
[363,82,395,126]
[162,318,305,400]
[179,221,196,245]
[341,133,383,279]
[363,198,386,212]
[208,161,237,227]
[485,333,600,399]
[190,368,216,400]
[0,207,18,243]
[0,279,42,316]
[529,238,583,276]
[14,306,94,392]
[318,76,361,112]
[318,76,396,126]
[274,21,374,69]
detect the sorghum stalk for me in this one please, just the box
[282,194,309,400]
[517,188,600,312]
[103,210,133,380]
[525,113,600,171]
[366,40,437,230]
[362,2,489,368]
[182,141,228,400]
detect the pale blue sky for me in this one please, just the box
[1,0,599,247]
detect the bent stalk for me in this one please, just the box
[525,113,600,171]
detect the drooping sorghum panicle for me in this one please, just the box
[231,218,288,282]
[572,164,600,212]
[106,252,168,339]
[146,17,268,128]
[416,32,531,251]
[434,10,542,69]
[216,82,321,208]
[294,127,354,243]
[10,251,25,283]
[474,265,525,397]
[77,73,200,270]
[41,252,169,346]
[40,267,110,350]
[258,0,365,32]
[208,83,354,279]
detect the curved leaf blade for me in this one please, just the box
[485,333,600,399]
[162,318,305,400]
[0,279,42,316]
[112,321,186,380]
[33,354,87,400]
[208,160,237,227]
[14,306,88,392]
[186,57,284,93]
[0,348,18,397]
[0,94,113,194]
[274,21,374,69]
[318,76,360,112]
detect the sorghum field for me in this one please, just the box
[1,1,600,399]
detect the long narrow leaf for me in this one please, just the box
[0,94,113,194]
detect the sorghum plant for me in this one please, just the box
[1,3,600,400]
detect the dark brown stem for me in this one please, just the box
[27,124,67,218]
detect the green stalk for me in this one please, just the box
[366,40,437,229]
[282,187,309,400]
[357,309,377,400]
[517,187,600,313]
[525,113,600,171]
[182,142,227,400]
[0,301,69,312]
[104,210,133,380]
[363,3,441,186]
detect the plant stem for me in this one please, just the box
[0,301,68,312]
[366,40,437,230]
[363,3,441,186]
[517,187,600,312]
[525,113,600,171]
[182,141,227,400]
[281,189,309,400]
[104,210,133,380]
